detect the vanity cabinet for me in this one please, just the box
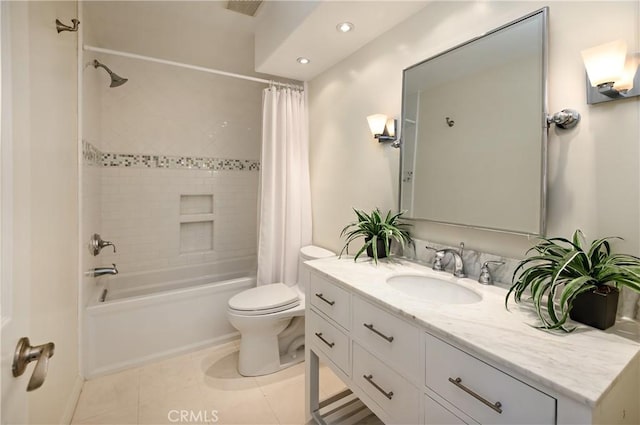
[308,309,350,375]
[352,296,422,382]
[425,333,555,424]
[309,273,351,330]
[424,394,467,424]
[305,267,639,425]
[353,342,421,424]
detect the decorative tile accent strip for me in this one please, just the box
[82,140,259,171]
[82,140,103,166]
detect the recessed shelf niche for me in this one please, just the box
[179,194,214,254]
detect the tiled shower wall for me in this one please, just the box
[95,55,263,159]
[82,51,263,281]
[97,164,258,273]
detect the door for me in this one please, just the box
[1,1,29,422]
[1,1,80,423]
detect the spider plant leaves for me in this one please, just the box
[505,229,640,332]
[339,208,412,265]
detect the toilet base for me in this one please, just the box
[279,345,305,370]
[237,334,305,376]
[234,315,306,377]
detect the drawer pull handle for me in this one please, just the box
[363,323,394,342]
[314,332,335,348]
[448,377,502,414]
[315,293,335,306]
[363,374,394,400]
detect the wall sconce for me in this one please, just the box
[367,114,400,148]
[581,40,640,104]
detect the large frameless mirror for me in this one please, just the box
[400,8,548,235]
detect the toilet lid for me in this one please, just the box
[228,283,300,312]
[300,245,335,261]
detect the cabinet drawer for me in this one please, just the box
[308,309,350,374]
[425,394,468,425]
[309,273,351,330]
[425,333,555,425]
[352,297,421,380]
[353,343,421,425]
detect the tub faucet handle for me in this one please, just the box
[89,233,116,256]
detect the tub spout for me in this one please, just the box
[93,264,118,277]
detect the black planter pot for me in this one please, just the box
[569,286,619,330]
[365,238,391,259]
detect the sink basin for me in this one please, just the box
[386,275,481,304]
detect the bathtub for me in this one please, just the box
[84,258,255,377]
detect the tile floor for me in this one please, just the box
[71,340,348,425]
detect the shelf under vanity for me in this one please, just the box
[304,257,640,425]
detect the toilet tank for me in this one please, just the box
[298,245,335,294]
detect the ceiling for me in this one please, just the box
[254,1,429,81]
[84,1,428,83]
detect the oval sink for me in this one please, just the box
[386,275,481,304]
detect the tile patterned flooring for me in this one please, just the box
[71,341,347,425]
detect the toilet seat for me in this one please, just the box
[228,283,300,316]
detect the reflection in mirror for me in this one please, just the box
[400,8,547,235]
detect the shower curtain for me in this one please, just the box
[257,86,312,286]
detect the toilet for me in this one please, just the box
[227,245,335,376]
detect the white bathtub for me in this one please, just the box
[84,259,255,377]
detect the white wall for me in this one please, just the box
[308,1,640,260]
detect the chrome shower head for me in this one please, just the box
[92,60,128,88]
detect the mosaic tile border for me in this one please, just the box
[83,140,259,171]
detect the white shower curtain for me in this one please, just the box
[257,86,312,286]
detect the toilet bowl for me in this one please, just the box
[227,245,335,376]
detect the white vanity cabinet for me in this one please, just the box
[425,333,555,425]
[305,265,640,425]
[307,272,424,424]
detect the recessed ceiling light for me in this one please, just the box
[297,57,310,65]
[336,22,355,33]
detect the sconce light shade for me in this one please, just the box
[366,114,399,147]
[581,40,640,104]
[385,118,396,137]
[367,114,388,137]
[614,57,638,91]
[581,40,627,87]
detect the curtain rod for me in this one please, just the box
[83,45,303,90]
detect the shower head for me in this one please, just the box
[92,60,128,88]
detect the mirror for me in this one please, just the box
[400,8,547,235]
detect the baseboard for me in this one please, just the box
[85,332,240,379]
[60,374,84,424]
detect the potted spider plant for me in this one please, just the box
[505,229,640,332]
[339,208,412,264]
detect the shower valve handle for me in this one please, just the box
[89,233,117,256]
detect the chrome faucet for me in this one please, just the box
[435,242,466,278]
[92,264,118,277]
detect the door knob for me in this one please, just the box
[12,337,55,392]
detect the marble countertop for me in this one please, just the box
[305,256,640,407]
